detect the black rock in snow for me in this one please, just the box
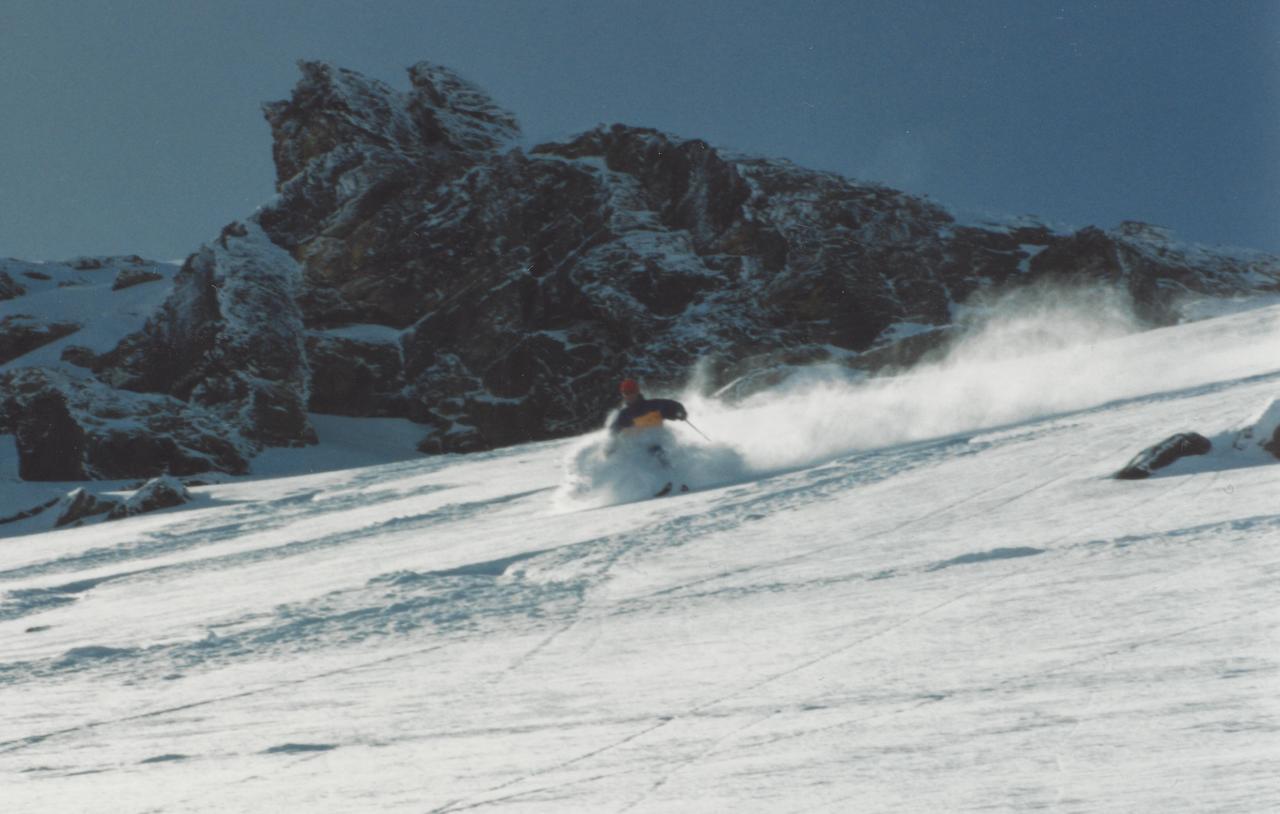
[1115,432,1213,480]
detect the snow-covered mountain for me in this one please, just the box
[241,61,1280,454]
[5,59,1280,486]
[2,295,1278,812]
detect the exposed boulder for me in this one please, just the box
[1116,432,1213,480]
[107,476,192,520]
[1118,397,1280,481]
[39,478,193,529]
[55,488,122,528]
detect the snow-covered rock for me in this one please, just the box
[111,267,165,291]
[94,220,316,449]
[0,368,251,480]
[1116,395,1280,481]
[1231,397,1280,459]
[12,478,194,532]
[53,488,121,528]
[106,475,192,520]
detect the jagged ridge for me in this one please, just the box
[5,59,1280,480]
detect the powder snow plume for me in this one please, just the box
[558,285,1280,506]
[555,427,748,508]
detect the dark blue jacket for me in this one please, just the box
[610,397,687,433]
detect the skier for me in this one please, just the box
[608,379,689,496]
[610,379,688,434]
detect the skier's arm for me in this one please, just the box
[654,399,688,421]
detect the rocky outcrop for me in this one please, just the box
[1230,398,1280,460]
[1117,397,1280,480]
[10,59,1280,476]
[233,60,1280,452]
[30,477,195,531]
[55,488,121,527]
[5,380,87,481]
[112,267,165,291]
[0,368,251,480]
[94,220,316,448]
[107,476,193,520]
[1115,432,1213,480]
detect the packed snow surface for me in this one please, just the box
[2,299,1279,812]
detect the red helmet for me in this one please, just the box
[619,378,640,396]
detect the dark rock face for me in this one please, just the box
[8,388,88,480]
[1266,428,1280,459]
[1116,432,1213,480]
[306,332,406,416]
[0,368,251,480]
[94,220,316,448]
[0,316,81,365]
[59,345,97,368]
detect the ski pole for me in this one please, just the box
[684,419,713,443]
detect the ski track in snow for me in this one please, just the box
[2,305,1280,812]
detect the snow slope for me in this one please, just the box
[0,258,178,376]
[1,300,1278,812]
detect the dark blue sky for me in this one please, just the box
[2,0,1277,260]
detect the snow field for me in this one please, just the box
[1,300,1278,812]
